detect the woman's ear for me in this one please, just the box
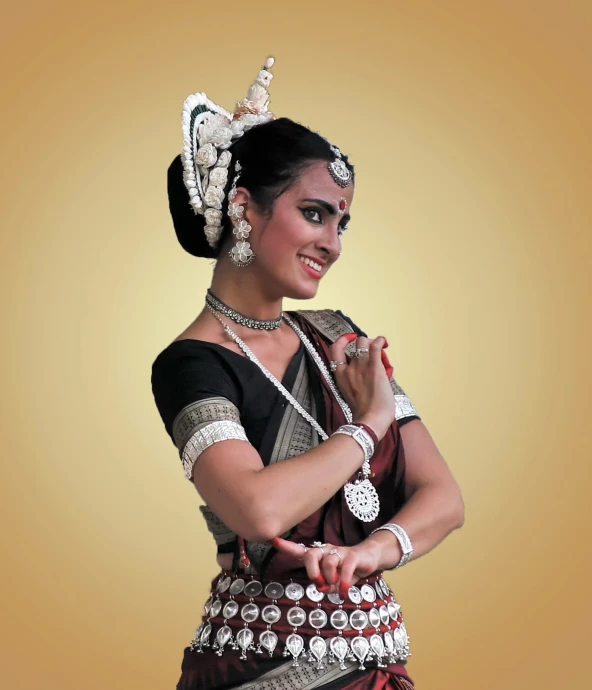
[230,187,252,219]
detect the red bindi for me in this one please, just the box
[339,199,347,211]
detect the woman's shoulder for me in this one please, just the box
[151,338,246,405]
[152,337,244,371]
[290,308,367,341]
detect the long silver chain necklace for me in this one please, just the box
[206,304,381,522]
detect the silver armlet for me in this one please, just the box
[370,522,413,570]
[181,420,249,480]
[331,424,375,465]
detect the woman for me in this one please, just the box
[151,57,465,690]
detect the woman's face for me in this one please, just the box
[238,160,355,300]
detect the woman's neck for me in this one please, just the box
[209,260,284,321]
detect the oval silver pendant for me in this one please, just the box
[286,633,304,661]
[285,583,305,601]
[286,606,306,627]
[370,633,386,666]
[349,609,369,631]
[348,586,362,604]
[379,604,390,626]
[368,607,381,629]
[361,584,376,603]
[380,578,390,599]
[210,598,222,618]
[309,608,328,629]
[229,578,245,595]
[259,630,278,655]
[244,580,263,597]
[222,600,239,619]
[262,604,281,625]
[204,596,213,615]
[330,636,349,669]
[309,636,327,668]
[343,479,380,522]
[384,630,395,655]
[388,601,401,620]
[306,583,325,602]
[241,602,260,623]
[217,576,232,593]
[264,582,285,600]
[200,623,212,646]
[330,609,348,630]
[236,627,253,651]
[216,625,232,649]
[350,636,370,669]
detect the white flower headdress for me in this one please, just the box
[181,56,276,248]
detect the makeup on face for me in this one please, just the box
[299,197,351,231]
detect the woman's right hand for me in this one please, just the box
[329,333,397,439]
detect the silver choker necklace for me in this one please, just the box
[205,289,283,331]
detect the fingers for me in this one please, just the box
[338,551,359,600]
[381,349,394,379]
[368,336,386,366]
[320,547,342,586]
[269,537,307,559]
[330,332,357,363]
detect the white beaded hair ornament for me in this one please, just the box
[181,56,276,249]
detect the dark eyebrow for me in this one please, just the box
[300,198,351,224]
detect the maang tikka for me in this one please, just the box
[227,160,255,267]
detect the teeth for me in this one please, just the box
[298,256,322,272]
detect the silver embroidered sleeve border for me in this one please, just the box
[181,420,249,480]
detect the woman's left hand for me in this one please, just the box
[269,537,382,600]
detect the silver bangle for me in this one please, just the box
[331,424,375,464]
[370,522,413,570]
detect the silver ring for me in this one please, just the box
[311,541,326,555]
[330,360,348,372]
[354,347,370,358]
[329,548,342,561]
[297,542,308,560]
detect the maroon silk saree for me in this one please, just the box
[174,310,416,690]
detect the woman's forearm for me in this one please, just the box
[364,481,465,570]
[250,433,367,539]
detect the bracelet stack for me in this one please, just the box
[331,424,375,464]
[370,523,413,571]
[331,423,380,522]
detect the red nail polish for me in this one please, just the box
[345,333,358,343]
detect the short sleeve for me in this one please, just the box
[334,309,421,427]
[151,344,250,479]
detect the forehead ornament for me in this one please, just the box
[328,144,353,188]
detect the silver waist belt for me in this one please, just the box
[189,571,411,671]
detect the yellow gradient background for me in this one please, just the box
[1,2,590,688]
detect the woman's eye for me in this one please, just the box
[302,207,322,223]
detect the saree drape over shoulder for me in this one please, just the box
[151,310,421,690]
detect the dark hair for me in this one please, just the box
[167,117,355,258]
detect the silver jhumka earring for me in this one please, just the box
[227,160,255,267]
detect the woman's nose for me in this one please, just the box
[316,225,342,260]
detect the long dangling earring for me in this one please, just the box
[227,160,255,267]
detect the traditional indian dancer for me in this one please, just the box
[151,56,465,690]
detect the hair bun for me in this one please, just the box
[167,155,217,258]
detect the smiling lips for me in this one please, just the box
[298,254,324,280]
[299,255,323,271]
